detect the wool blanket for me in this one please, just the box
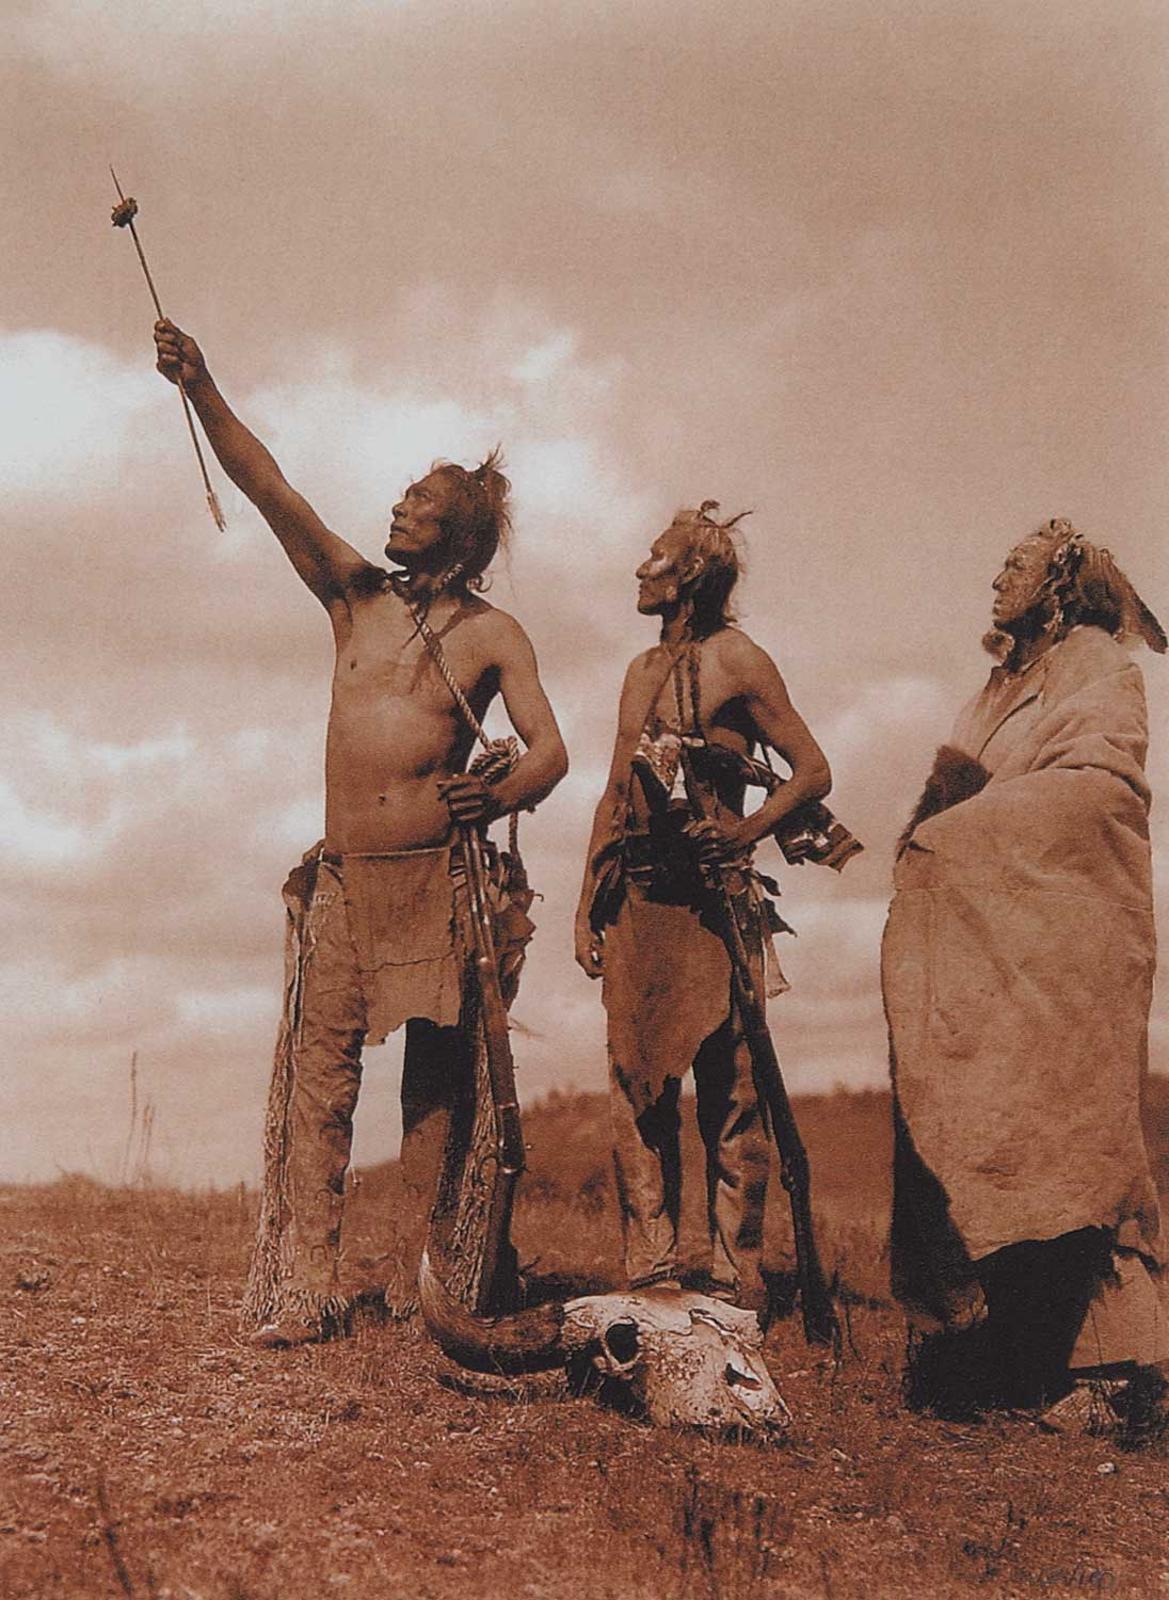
[883,626,1163,1321]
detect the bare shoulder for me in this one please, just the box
[468,600,538,664]
[625,645,660,682]
[710,625,782,683]
[618,646,659,696]
[614,648,660,731]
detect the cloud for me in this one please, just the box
[4,0,1169,1186]
[0,331,162,499]
[247,372,497,534]
[509,331,577,386]
[0,779,88,866]
[174,984,277,1034]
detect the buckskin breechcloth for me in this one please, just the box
[599,823,786,1311]
[243,840,533,1327]
[883,626,1167,1394]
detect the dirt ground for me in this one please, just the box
[3,1087,1168,1600]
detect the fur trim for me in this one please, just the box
[897,745,991,858]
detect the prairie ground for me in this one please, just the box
[3,1085,1168,1599]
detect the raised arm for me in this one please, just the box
[153,320,373,607]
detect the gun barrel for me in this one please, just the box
[460,825,526,1313]
[676,746,840,1352]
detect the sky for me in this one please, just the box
[2,0,1167,1185]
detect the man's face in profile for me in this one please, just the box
[386,471,454,566]
[635,525,696,616]
[991,536,1052,628]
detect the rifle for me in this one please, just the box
[673,745,841,1350]
[460,822,526,1315]
[389,574,527,1316]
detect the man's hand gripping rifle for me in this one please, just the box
[395,581,527,1317]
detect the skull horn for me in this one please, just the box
[418,1249,567,1374]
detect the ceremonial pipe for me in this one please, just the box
[109,168,226,531]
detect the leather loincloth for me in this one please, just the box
[330,845,464,1044]
[597,829,786,1113]
[288,841,534,1046]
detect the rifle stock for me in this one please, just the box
[461,824,526,1315]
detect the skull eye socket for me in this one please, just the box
[725,1363,763,1391]
[603,1320,640,1366]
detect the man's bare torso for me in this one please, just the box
[627,629,758,820]
[325,581,499,852]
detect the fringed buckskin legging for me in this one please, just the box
[243,852,472,1327]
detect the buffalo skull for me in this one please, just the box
[418,1253,790,1433]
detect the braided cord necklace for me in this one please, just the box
[389,571,522,858]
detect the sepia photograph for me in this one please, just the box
[3,0,1168,1594]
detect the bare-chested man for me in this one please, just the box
[154,319,567,1347]
[575,503,832,1317]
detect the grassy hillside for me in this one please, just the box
[2,1084,1167,1599]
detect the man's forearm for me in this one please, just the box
[575,792,621,920]
[490,741,568,819]
[182,374,285,504]
[742,761,832,844]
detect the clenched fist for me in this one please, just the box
[154,318,208,388]
[437,773,501,826]
[574,913,604,980]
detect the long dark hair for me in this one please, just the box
[675,501,750,639]
[430,447,512,591]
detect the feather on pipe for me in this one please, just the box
[109,168,226,531]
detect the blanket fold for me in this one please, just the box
[884,626,1163,1322]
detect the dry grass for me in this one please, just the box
[2,1085,1168,1599]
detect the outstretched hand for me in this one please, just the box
[154,318,207,388]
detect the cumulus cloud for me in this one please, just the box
[0,330,163,499]
[0,779,88,867]
[3,0,1168,1185]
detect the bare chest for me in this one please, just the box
[334,595,489,713]
[641,646,746,740]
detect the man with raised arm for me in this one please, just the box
[154,318,568,1348]
[574,502,836,1320]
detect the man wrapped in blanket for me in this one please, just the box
[885,518,1168,1433]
